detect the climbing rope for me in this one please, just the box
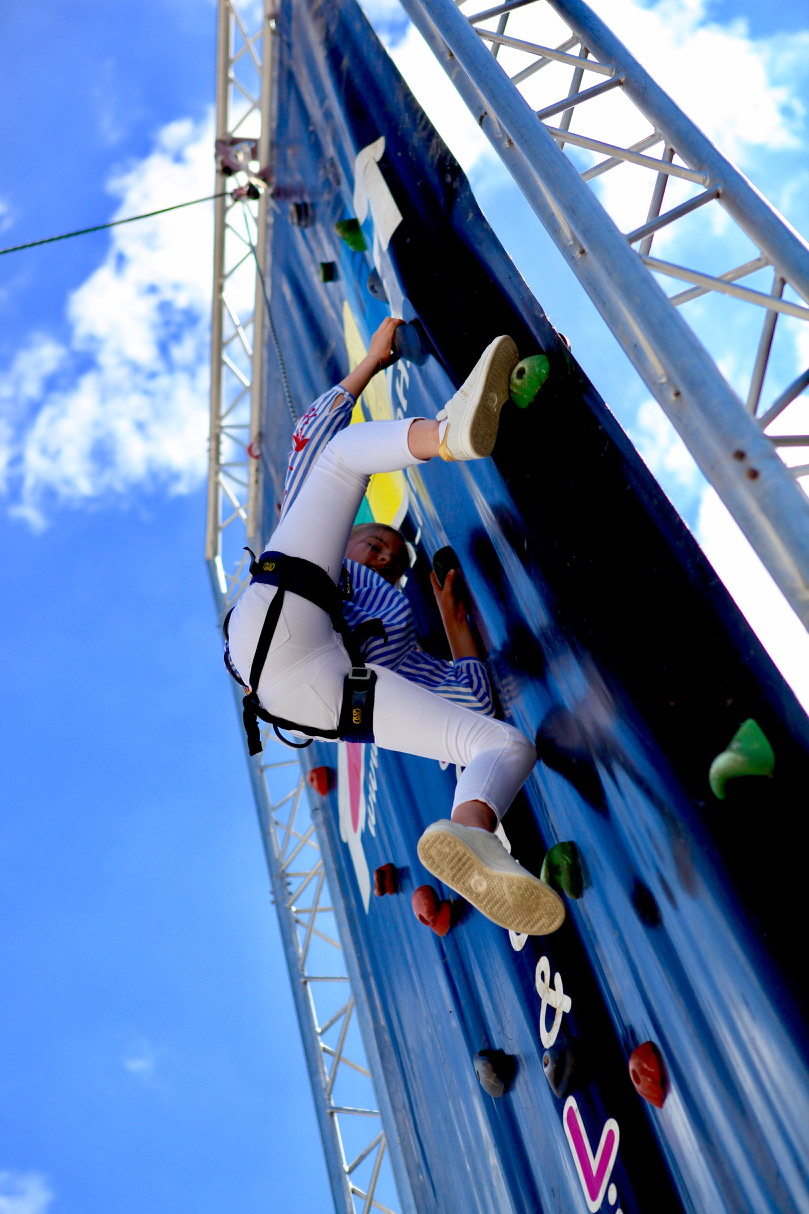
[240,204,299,425]
[0,192,231,257]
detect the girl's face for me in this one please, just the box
[345,527,406,585]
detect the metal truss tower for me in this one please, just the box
[398,0,809,631]
[205,3,406,1211]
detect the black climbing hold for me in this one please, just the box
[536,706,607,812]
[334,218,367,251]
[392,320,429,366]
[540,841,583,899]
[367,268,387,301]
[543,1036,577,1099]
[631,878,661,927]
[432,546,468,604]
[290,202,313,228]
[509,354,550,408]
[320,261,337,283]
[474,1049,517,1098]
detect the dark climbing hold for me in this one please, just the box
[629,1041,667,1107]
[290,201,313,228]
[320,261,337,282]
[373,863,398,896]
[631,879,661,926]
[392,320,428,366]
[509,354,550,408]
[334,218,367,252]
[411,885,454,935]
[709,718,775,799]
[536,706,607,812]
[474,1049,517,1098]
[543,1036,577,1099]
[540,842,583,899]
[367,268,387,301]
[432,546,468,604]
[306,766,334,796]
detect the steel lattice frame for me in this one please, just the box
[205,3,404,1211]
[397,0,809,630]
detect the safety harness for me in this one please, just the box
[224,549,386,756]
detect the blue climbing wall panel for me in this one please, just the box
[261,0,809,1210]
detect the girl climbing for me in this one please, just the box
[225,318,564,937]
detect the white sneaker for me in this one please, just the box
[417,820,565,935]
[436,336,519,461]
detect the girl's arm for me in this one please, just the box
[430,569,480,660]
[395,645,495,715]
[280,318,403,521]
[339,317,402,399]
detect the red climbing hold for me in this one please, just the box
[412,885,439,924]
[307,766,334,796]
[431,899,452,936]
[412,885,453,935]
[373,863,398,896]
[629,1041,667,1108]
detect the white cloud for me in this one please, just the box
[0,197,12,235]
[630,398,702,503]
[0,1172,54,1214]
[697,488,809,712]
[122,1039,156,1078]
[386,24,493,174]
[1,113,216,527]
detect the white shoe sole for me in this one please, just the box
[418,826,565,935]
[442,336,519,460]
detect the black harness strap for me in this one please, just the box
[238,549,384,756]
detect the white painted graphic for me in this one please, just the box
[337,741,371,911]
[353,137,402,252]
[563,1096,620,1213]
[536,955,572,1048]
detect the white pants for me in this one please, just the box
[227,417,536,819]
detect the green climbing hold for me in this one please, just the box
[510,354,550,408]
[540,841,583,899]
[334,218,367,252]
[709,718,775,799]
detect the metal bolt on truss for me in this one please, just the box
[397,0,809,629]
[205,3,406,1211]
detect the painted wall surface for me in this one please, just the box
[259,0,809,1209]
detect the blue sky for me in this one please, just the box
[1,1,809,1212]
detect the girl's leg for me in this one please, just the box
[269,418,431,582]
[369,664,536,822]
[370,663,565,935]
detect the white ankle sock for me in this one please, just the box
[438,419,448,446]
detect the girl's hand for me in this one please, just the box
[339,318,403,398]
[430,568,481,661]
[368,317,403,368]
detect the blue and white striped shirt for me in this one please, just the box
[281,384,494,715]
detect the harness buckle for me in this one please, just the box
[349,666,373,681]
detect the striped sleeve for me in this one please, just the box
[279,385,357,521]
[344,561,416,668]
[394,648,495,716]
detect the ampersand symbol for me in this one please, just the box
[536,956,572,1048]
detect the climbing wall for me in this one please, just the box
[260,0,809,1209]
